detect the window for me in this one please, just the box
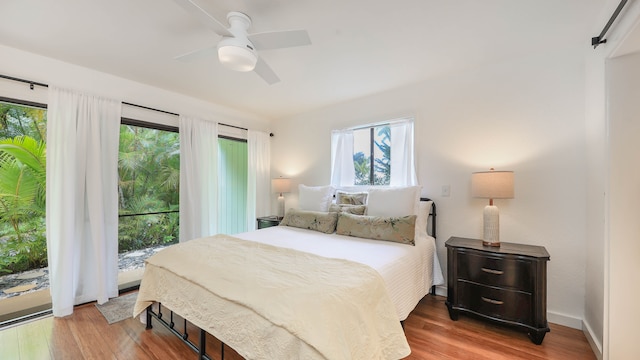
[118,120,179,252]
[353,125,390,185]
[0,100,47,276]
[331,119,416,187]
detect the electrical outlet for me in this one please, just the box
[441,185,450,197]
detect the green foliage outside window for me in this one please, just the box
[354,126,390,185]
[0,103,47,274]
[0,101,182,276]
[118,124,180,252]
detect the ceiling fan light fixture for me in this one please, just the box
[218,38,257,72]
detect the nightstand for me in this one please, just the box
[257,216,281,229]
[445,237,550,344]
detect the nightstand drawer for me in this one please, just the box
[458,251,533,292]
[458,280,532,324]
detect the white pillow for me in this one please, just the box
[298,184,335,212]
[366,186,421,217]
[415,200,432,236]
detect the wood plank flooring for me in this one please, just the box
[0,294,595,359]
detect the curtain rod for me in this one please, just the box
[340,117,412,132]
[592,0,629,48]
[122,101,179,116]
[0,73,249,131]
[0,74,48,90]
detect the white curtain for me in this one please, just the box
[330,129,355,187]
[179,116,218,242]
[46,87,121,317]
[390,120,418,186]
[246,130,271,231]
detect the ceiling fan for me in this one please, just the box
[173,0,312,85]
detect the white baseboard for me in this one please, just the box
[434,285,447,297]
[547,311,583,329]
[582,319,603,360]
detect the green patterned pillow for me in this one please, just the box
[336,191,368,205]
[328,203,367,215]
[336,212,416,245]
[280,208,338,234]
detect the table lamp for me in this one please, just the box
[272,177,291,219]
[471,168,514,247]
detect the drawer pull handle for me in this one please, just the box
[481,297,504,305]
[481,267,504,275]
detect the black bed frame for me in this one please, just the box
[145,197,437,360]
[146,304,216,360]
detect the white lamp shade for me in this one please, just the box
[471,169,514,247]
[272,178,292,194]
[218,43,257,72]
[471,170,514,199]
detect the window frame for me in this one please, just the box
[117,117,180,249]
[353,124,391,186]
[0,96,47,110]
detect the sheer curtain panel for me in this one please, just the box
[330,129,355,187]
[179,116,219,242]
[246,130,271,231]
[46,87,121,317]
[390,120,418,186]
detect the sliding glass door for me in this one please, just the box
[118,120,180,255]
[0,100,47,280]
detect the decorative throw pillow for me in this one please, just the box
[366,186,421,217]
[328,203,367,215]
[280,208,338,234]
[335,191,368,205]
[298,184,335,212]
[336,212,417,245]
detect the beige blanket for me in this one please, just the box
[133,234,411,360]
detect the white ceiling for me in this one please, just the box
[0,0,603,120]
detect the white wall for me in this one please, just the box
[272,46,588,328]
[584,1,640,358]
[606,51,640,359]
[0,44,270,131]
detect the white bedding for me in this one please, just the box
[134,234,411,360]
[235,225,443,320]
[133,211,445,359]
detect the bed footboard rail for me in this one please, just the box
[146,304,223,360]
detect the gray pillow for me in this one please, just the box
[280,208,338,234]
[336,191,368,205]
[336,212,416,245]
[328,203,367,215]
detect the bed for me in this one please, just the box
[133,192,444,360]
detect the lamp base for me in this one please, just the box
[482,205,500,247]
[277,194,285,218]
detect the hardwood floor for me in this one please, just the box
[0,294,595,359]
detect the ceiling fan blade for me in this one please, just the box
[172,0,232,37]
[254,58,280,85]
[249,30,311,50]
[174,45,218,62]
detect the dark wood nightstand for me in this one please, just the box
[445,237,550,344]
[257,216,281,229]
